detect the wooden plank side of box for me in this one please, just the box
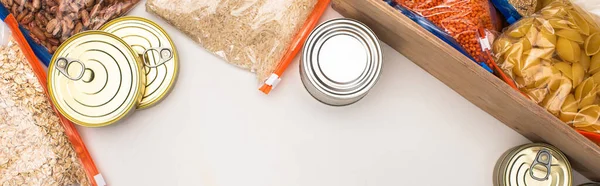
[331,0,600,180]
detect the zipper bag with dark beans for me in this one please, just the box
[0,0,141,65]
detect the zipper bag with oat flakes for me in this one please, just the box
[0,14,104,186]
[146,0,330,94]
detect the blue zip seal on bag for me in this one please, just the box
[489,0,523,24]
[0,5,52,66]
[383,0,493,73]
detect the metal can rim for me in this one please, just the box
[48,30,145,127]
[300,66,370,106]
[494,143,572,186]
[301,18,382,104]
[494,145,519,186]
[100,16,179,109]
[304,18,382,97]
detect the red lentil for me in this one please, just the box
[395,0,501,64]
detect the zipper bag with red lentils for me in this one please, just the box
[394,0,503,68]
[389,0,519,90]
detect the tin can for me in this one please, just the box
[101,16,179,109]
[494,143,572,186]
[300,18,382,106]
[48,31,145,127]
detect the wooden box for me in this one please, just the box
[331,0,600,180]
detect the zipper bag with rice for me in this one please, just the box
[146,0,329,94]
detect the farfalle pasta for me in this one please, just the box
[493,0,600,133]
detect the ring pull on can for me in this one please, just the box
[101,16,179,109]
[493,143,571,186]
[143,47,173,68]
[529,149,552,181]
[48,31,145,127]
[55,57,85,81]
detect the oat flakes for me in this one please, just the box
[0,39,90,186]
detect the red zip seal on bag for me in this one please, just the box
[259,0,330,94]
[4,14,105,186]
[476,28,522,93]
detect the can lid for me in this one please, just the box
[101,16,179,109]
[497,143,572,186]
[48,31,145,127]
[301,18,382,101]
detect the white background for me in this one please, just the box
[76,2,592,185]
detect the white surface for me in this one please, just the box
[574,0,600,21]
[75,3,592,186]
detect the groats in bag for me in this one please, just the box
[491,0,600,24]
[146,0,329,94]
[493,1,600,133]
[0,15,103,186]
[0,0,141,65]
[490,0,543,24]
[394,0,503,67]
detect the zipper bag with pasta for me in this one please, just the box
[492,0,600,143]
[0,14,104,186]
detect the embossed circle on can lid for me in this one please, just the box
[48,31,145,127]
[495,143,572,186]
[101,16,179,109]
[301,18,382,106]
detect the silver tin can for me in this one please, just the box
[300,18,383,106]
[493,143,572,186]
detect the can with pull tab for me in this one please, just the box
[101,16,179,109]
[48,31,145,127]
[493,143,572,186]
